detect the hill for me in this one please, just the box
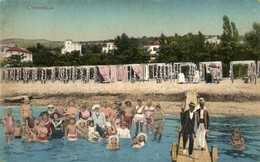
[0,38,64,48]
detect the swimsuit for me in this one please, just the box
[134,106,145,122]
[38,134,48,142]
[67,134,78,141]
[3,116,14,136]
[144,106,155,125]
[15,136,22,139]
[124,115,133,126]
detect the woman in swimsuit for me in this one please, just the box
[20,97,32,133]
[133,99,145,136]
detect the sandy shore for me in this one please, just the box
[0,78,260,116]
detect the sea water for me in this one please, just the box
[0,107,259,162]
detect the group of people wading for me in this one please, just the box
[0,97,165,151]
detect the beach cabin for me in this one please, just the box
[199,61,222,83]
[257,60,260,78]
[173,62,197,84]
[229,60,257,83]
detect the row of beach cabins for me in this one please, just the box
[1,60,259,84]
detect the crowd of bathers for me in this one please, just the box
[0,97,165,150]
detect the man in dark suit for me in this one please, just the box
[182,101,199,159]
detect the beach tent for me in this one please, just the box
[173,62,197,83]
[199,61,223,82]
[257,60,260,78]
[229,60,257,82]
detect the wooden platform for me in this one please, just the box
[171,90,218,162]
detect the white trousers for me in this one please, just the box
[197,123,206,148]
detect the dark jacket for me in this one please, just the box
[182,110,199,134]
[196,108,209,129]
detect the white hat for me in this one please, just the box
[108,135,119,143]
[137,133,147,142]
[47,104,54,108]
[92,104,101,110]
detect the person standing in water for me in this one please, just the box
[0,108,14,142]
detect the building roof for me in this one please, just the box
[6,46,32,54]
[144,40,160,46]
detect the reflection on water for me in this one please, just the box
[0,108,259,162]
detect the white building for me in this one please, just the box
[102,42,116,53]
[62,40,82,55]
[1,44,33,62]
[143,40,160,60]
[205,36,221,44]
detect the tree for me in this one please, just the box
[245,22,260,48]
[221,15,239,44]
[114,33,150,64]
[1,55,25,67]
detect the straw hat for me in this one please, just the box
[120,121,128,127]
[47,104,54,108]
[189,101,196,107]
[92,104,101,110]
[198,98,205,103]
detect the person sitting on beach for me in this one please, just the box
[76,121,88,139]
[0,108,14,142]
[144,101,155,134]
[14,121,22,139]
[117,121,131,139]
[65,118,78,141]
[51,112,63,139]
[100,101,113,122]
[133,99,145,136]
[231,127,245,150]
[107,135,120,150]
[132,133,147,148]
[152,104,165,142]
[78,104,91,122]
[91,104,107,137]
[20,97,32,134]
[66,101,78,119]
[103,127,116,139]
[123,101,134,130]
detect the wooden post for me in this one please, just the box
[171,144,178,162]
[211,145,218,162]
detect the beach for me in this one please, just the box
[0,79,260,116]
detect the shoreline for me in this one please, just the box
[1,79,260,117]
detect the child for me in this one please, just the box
[76,121,88,139]
[113,113,121,131]
[65,118,78,141]
[117,121,131,139]
[152,104,165,142]
[231,127,245,150]
[51,112,63,139]
[103,127,116,139]
[132,133,147,148]
[14,121,22,139]
[37,121,48,142]
[78,105,91,121]
[144,101,155,134]
[27,119,40,142]
[39,112,52,137]
[88,120,101,142]
[20,97,31,132]
[107,135,120,150]
[0,108,14,142]
[66,101,78,118]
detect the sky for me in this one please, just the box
[0,0,260,41]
